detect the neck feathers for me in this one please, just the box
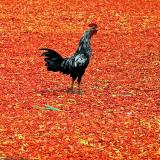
[76,28,93,57]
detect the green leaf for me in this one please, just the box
[45,105,61,111]
[32,105,61,111]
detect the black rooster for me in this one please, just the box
[41,23,98,94]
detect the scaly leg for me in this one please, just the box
[71,78,75,94]
[77,76,83,94]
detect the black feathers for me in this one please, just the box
[41,24,98,93]
[41,48,63,59]
[40,48,64,72]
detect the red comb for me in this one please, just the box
[88,23,98,28]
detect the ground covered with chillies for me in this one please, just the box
[0,0,160,159]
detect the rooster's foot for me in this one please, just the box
[78,90,83,95]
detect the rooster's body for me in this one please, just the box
[41,23,98,94]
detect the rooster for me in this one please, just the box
[41,23,98,94]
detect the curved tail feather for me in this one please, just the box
[41,48,64,72]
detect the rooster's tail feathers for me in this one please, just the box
[41,48,64,72]
[40,48,62,58]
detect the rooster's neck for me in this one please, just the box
[82,28,94,40]
[76,28,93,57]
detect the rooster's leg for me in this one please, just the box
[77,76,83,94]
[71,78,75,93]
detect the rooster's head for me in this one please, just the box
[88,23,98,35]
